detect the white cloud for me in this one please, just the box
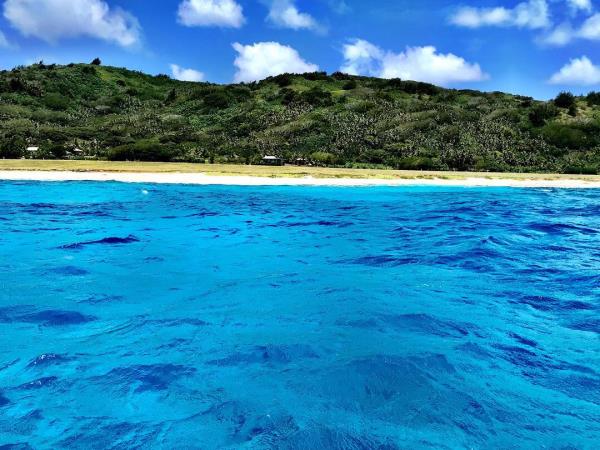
[450,7,512,28]
[541,13,600,46]
[232,41,318,82]
[327,0,352,14]
[267,0,319,31]
[340,39,383,75]
[329,0,350,15]
[170,64,205,82]
[579,13,600,39]
[380,47,488,85]
[0,31,10,48]
[549,56,600,85]
[566,0,592,13]
[3,0,140,47]
[178,0,245,28]
[450,0,550,29]
[340,39,488,86]
[539,23,575,45]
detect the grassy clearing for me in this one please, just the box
[2,159,600,182]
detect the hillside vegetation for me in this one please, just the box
[1,61,600,174]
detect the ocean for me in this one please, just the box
[0,181,598,448]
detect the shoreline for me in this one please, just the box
[2,170,600,188]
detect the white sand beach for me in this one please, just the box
[1,170,600,188]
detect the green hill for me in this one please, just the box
[1,61,600,174]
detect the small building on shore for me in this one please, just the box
[26,146,39,158]
[262,156,283,166]
[294,158,309,166]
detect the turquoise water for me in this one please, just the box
[0,181,598,449]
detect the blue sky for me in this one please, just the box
[1,0,600,98]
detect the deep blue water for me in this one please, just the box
[0,181,599,449]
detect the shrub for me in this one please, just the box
[529,103,557,127]
[540,123,590,149]
[395,157,437,170]
[108,141,179,162]
[563,165,598,175]
[225,85,252,102]
[360,149,388,164]
[349,100,376,113]
[311,151,338,165]
[586,91,600,106]
[39,127,69,142]
[474,157,507,172]
[0,135,25,159]
[44,93,70,111]
[31,109,70,125]
[202,88,231,109]
[164,88,177,104]
[554,91,575,109]
[91,58,102,66]
[300,87,333,107]
[519,97,533,108]
[269,73,293,87]
[8,78,25,92]
[343,79,357,90]
[488,108,522,124]
[49,144,67,158]
[302,72,330,81]
[82,66,96,76]
[376,91,394,102]
[280,88,298,105]
[386,79,439,95]
[332,72,353,80]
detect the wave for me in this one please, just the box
[511,294,595,313]
[528,222,598,236]
[58,419,159,449]
[95,364,196,393]
[27,354,71,368]
[79,294,125,305]
[0,306,95,326]
[17,376,58,390]
[0,392,10,407]
[277,426,401,450]
[340,255,420,267]
[566,319,599,334]
[208,344,319,367]
[341,313,473,339]
[492,344,545,369]
[60,235,140,250]
[48,266,89,276]
[507,332,538,348]
[194,401,299,446]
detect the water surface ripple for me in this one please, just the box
[0,182,598,448]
